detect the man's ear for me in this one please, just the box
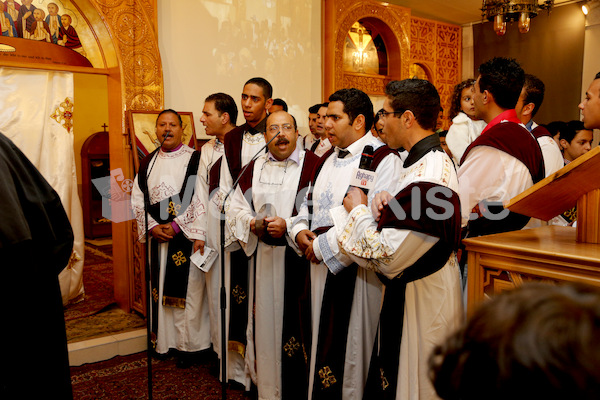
[559,138,569,150]
[221,112,230,126]
[522,103,535,117]
[403,110,415,128]
[352,114,365,131]
[265,98,274,111]
[482,89,491,105]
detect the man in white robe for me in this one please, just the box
[216,77,273,390]
[227,111,320,400]
[196,92,238,377]
[131,110,211,367]
[333,79,464,400]
[291,88,402,400]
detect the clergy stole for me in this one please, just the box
[223,122,265,357]
[138,149,201,343]
[312,145,398,400]
[362,181,461,400]
[279,151,320,400]
[461,121,545,237]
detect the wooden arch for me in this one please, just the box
[323,0,411,98]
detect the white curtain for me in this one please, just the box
[0,67,85,305]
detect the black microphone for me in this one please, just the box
[358,145,374,170]
[347,145,375,195]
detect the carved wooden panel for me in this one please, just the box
[410,17,461,130]
[342,73,387,95]
[90,0,163,315]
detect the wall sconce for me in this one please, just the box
[482,0,554,36]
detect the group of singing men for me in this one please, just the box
[131,57,600,400]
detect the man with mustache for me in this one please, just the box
[227,110,320,400]
[131,110,211,368]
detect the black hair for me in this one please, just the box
[205,92,238,126]
[384,79,441,131]
[308,103,321,114]
[478,57,524,110]
[245,77,273,100]
[522,74,545,118]
[272,98,288,112]
[562,120,588,144]
[328,88,374,132]
[156,109,182,126]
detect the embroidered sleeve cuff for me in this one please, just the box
[317,234,346,275]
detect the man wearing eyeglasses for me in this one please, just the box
[216,77,273,390]
[227,110,320,400]
[291,88,402,400]
[333,79,463,400]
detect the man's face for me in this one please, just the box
[264,112,298,161]
[200,101,222,137]
[315,106,328,138]
[156,112,183,151]
[579,79,600,130]
[241,83,270,125]
[473,76,486,121]
[308,113,318,134]
[325,101,357,149]
[22,0,32,6]
[61,15,70,27]
[33,9,44,21]
[562,129,593,162]
[379,97,404,150]
[48,4,58,16]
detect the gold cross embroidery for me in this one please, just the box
[172,251,187,266]
[50,97,74,133]
[380,368,389,390]
[152,288,159,303]
[319,366,337,389]
[167,200,181,217]
[232,285,247,304]
[283,337,300,357]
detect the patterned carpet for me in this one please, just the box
[71,351,253,400]
[65,243,146,343]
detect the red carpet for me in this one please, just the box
[64,244,115,321]
[71,351,252,399]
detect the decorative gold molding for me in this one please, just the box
[333,0,410,94]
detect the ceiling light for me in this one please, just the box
[482,0,554,36]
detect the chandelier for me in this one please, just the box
[481,0,554,36]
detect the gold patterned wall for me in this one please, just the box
[410,17,461,130]
[324,0,461,130]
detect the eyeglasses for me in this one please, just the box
[377,109,407,118]
[268,124,294,134]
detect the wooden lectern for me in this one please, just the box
[464,147,600,316]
